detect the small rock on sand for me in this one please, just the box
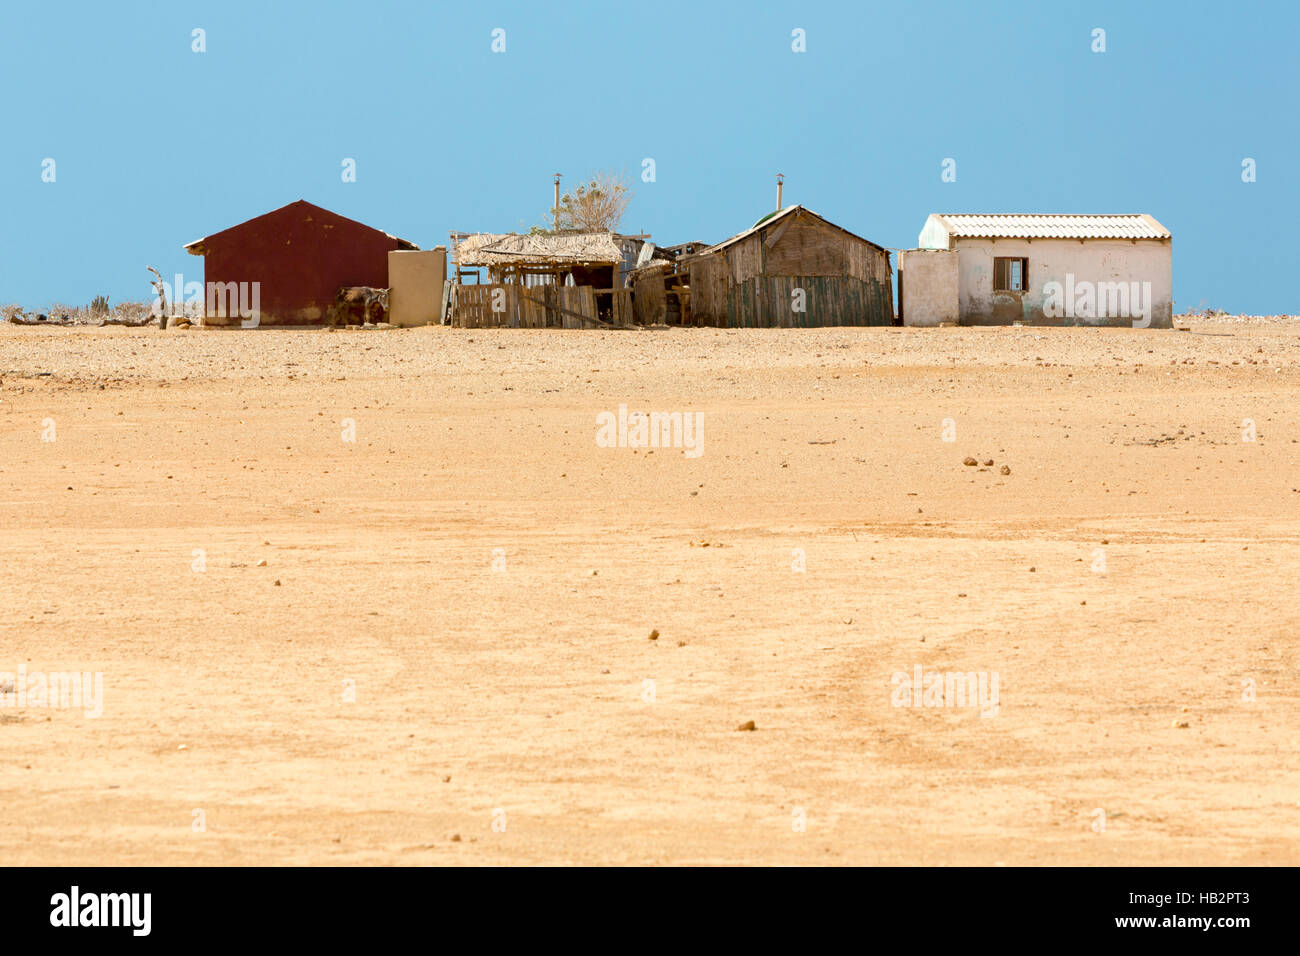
[737,720,756,732]
[963,457,977,466]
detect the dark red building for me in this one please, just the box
[184,199,417,325]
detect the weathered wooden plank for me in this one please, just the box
[522,287,607,328]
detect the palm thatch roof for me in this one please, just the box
[628,259,674,280]
[456,232,623,267]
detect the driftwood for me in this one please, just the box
[7,313,155,327]
[9,314,73,326]
[145,265,168,326]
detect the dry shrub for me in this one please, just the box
[111,301,154,323]
[549,170,632,233]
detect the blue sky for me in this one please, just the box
[1,0,1295,313]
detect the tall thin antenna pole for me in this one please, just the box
[553,173,562,232]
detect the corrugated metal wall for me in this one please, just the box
[200,201,402,325]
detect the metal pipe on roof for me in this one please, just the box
[553,174,561,232]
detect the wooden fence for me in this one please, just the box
[450,284,633,329]
[724,276,893,328]
[594,288,633,326]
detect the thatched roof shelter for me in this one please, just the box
[456,232,623,268]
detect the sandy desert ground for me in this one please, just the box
[1,316,1297,865]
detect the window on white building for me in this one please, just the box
[993,257,1028,292]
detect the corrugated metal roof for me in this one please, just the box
[184,199,418,254]
[932,214,1170,240]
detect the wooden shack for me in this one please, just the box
[679,205,893,327]
[629,258,695,326]
[449,232,631,327]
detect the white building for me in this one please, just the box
[899,214,1172,328]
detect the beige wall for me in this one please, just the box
[388,247,446,327]
[900,249,959,326]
